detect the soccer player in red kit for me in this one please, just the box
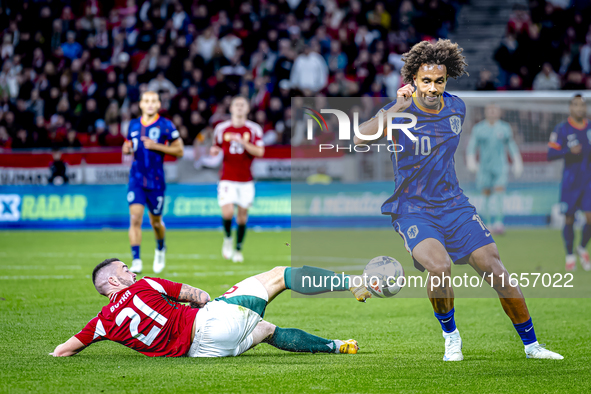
[50,258,369,358]
[210,96,265,263]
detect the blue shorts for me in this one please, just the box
[127,184,165,216]
[392,201,495,272]
[561,185,591,215]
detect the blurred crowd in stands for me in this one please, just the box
[0,0,464,150]
[488,0,591,91]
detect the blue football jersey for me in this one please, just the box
[127,115,179,190]
[547,117,591,191]
[380,91,469,216]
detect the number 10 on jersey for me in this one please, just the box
[414,136,432,156]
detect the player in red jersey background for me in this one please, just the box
[210,96,265,263]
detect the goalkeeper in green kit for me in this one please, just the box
[466,104,523,234]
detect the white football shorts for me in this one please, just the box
[217,180,255,208]
[187,277,269,357]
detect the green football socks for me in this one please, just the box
[266,327,339,353]
[284,266,350,294]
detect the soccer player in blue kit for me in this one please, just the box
[547,94,591,272]
[122,91,184,274]
[356,40,563,361]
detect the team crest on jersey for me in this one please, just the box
[148,127,160,140]
[449,116,461,135]
[407,225,419,239]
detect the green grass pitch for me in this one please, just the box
[1,229,590,393]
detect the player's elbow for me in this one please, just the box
[51,344,70,357]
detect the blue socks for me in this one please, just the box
[563,223,574,254]
[434,308,457,333]
[132,240,164,259]
[581,224,591,249]
[434,309,538,347]
[514,318,537,345]
[131,245,140,260]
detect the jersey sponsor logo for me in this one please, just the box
[171,130,179,139]
[127,191,135,202]
[407,225,419,239]
[449,116,462,135]
[130,131,139,137]
[414,125,427,130]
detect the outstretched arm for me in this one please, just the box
[50,336,86,357]
[178,284,211,308]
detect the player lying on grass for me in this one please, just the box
[355,39,563,361]
[51,259,371,358]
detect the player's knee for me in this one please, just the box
[130,215,142,228]
[272,266,288,278]
[150,216,163,228]
[424,258,452,275]
[259,321,277,340]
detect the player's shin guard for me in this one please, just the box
[563,223,575,255]
[434,308,457,333]
[236,224,246,251]
[266,327,339,353]
[581,224,591,248]
[513,318,537,346]
[284,266,350,294]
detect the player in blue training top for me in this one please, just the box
[547,94,591,272]
[356,39,563,361]
[122,91,184,274]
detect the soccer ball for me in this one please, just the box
[363,256,405,298]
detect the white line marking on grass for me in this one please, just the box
[0,275,75,280]
[0,265,82,270]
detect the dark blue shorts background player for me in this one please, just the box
[547,94,591,272]
[356,39,562,361]
[122,91,184,274]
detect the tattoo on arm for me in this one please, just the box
[178,284,210,308]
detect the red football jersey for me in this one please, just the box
[214,120,264,182]
[74,277,198,357]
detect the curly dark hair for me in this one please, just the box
[400,39,469,84]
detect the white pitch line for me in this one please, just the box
[0,265,82,270]
[0,275,75,280]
